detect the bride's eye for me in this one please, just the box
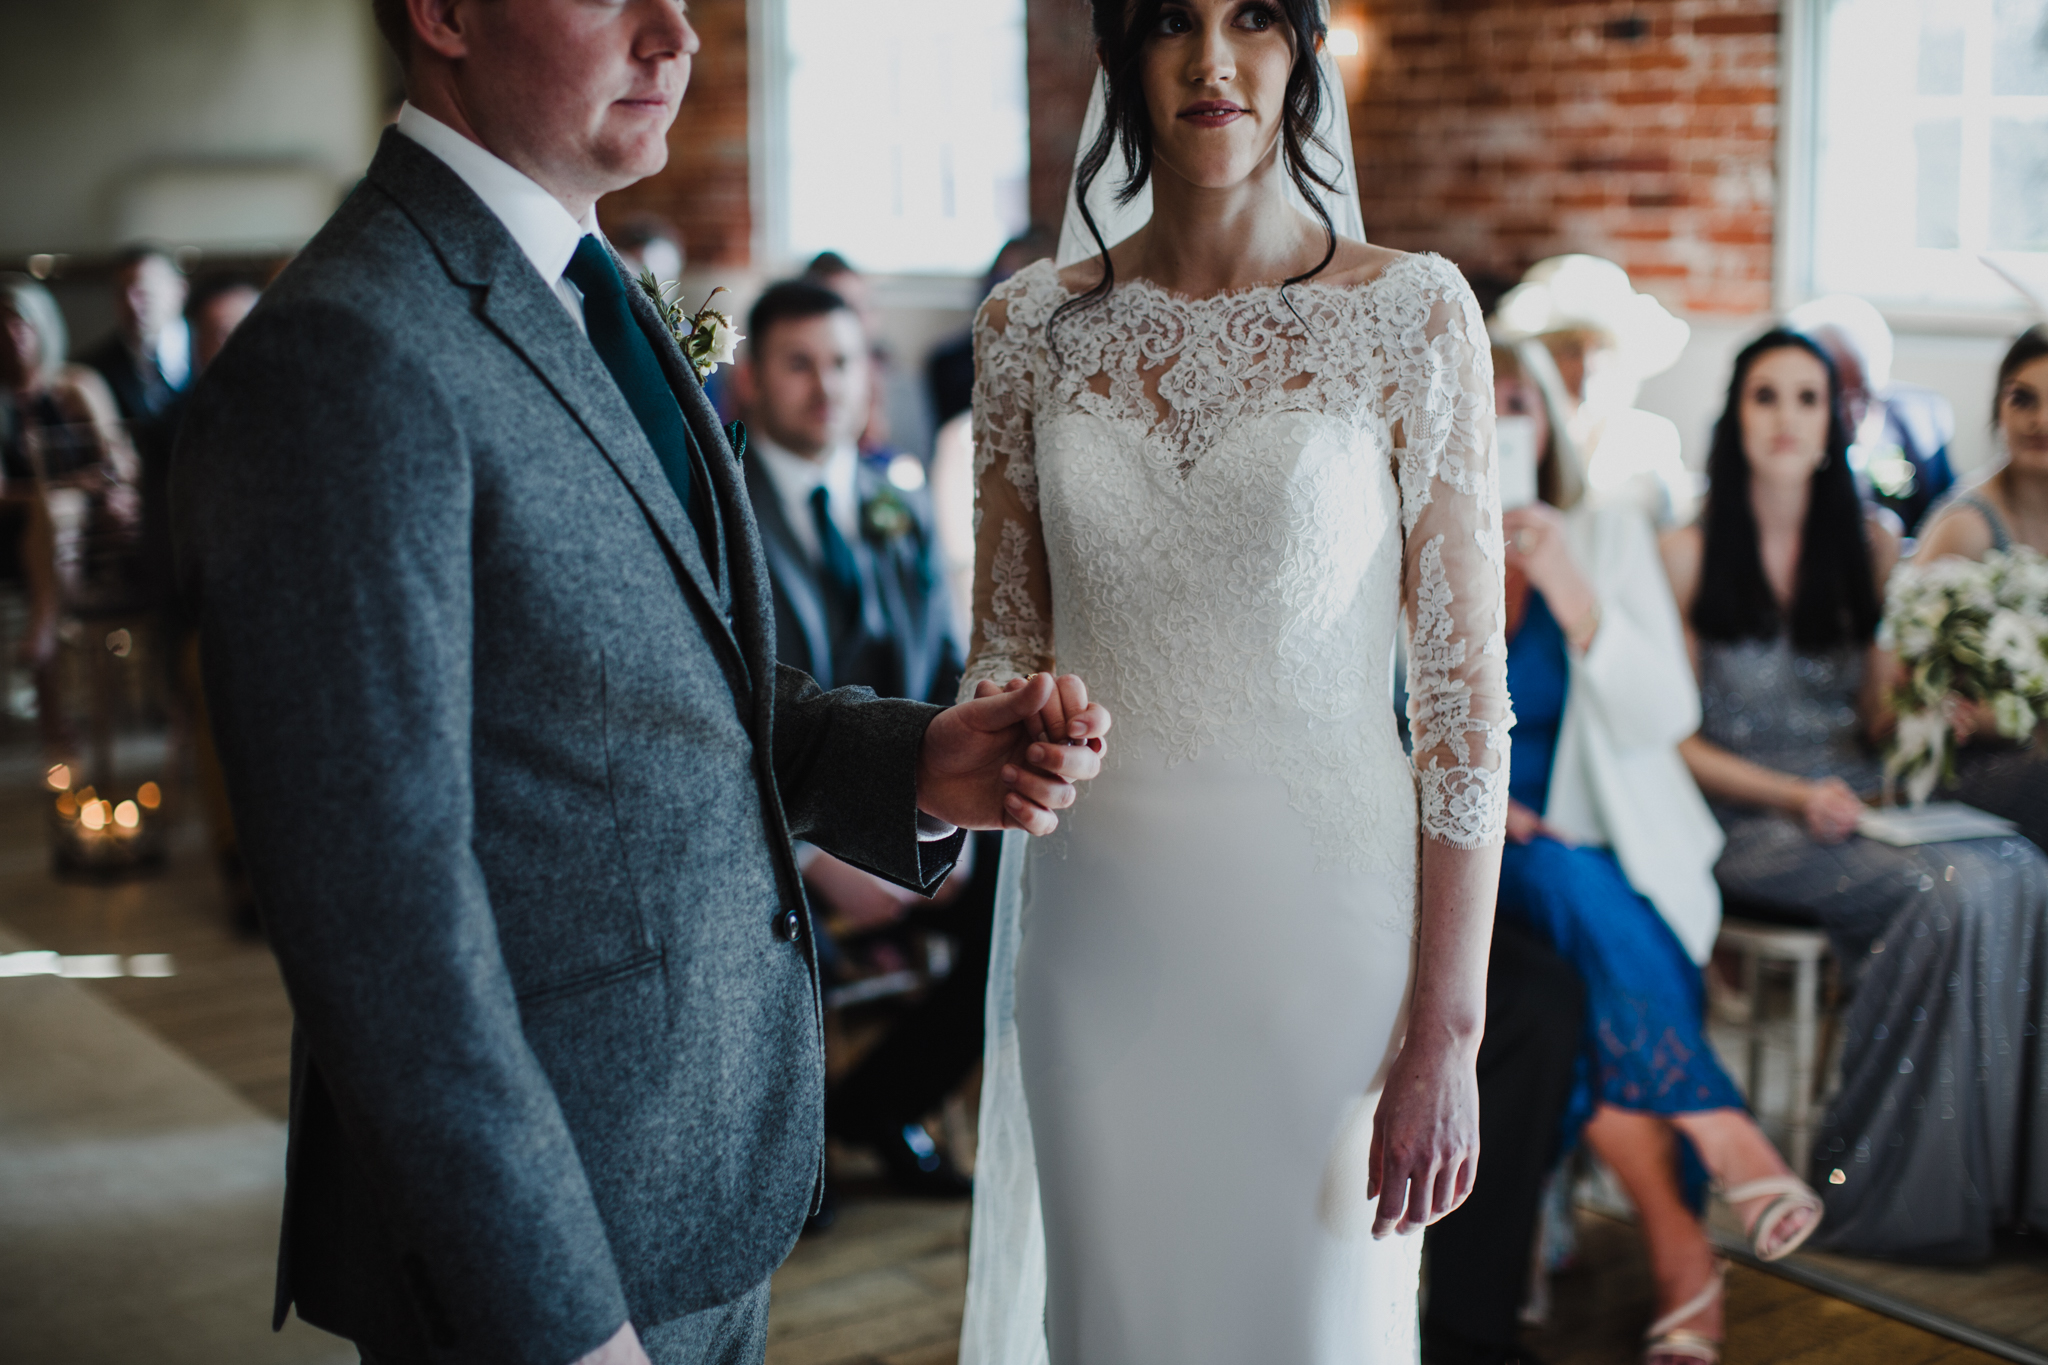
[1235,2,1282,29]
[1156,7,1193,35]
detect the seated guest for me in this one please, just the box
[733,280,997,1208]
[801,251,933,463]
[1664,328,2048,1262]
[141,273,264,933]
[80,244,190,425]
[1908,326,2048,848]
[140,274,263,612]
[1787,294,1956,533]
[1485,343,1818,1365]
[1,274,139,756]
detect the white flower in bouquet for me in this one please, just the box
[1986,609,2044,676]
[1993,690,2038,740]
[1883,547,2048,805]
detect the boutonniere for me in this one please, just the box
[638,275,744,381]
[860,483,916,543]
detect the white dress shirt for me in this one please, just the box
[394,102,601,332]
[152,317,191,391]
[752,433,862,564]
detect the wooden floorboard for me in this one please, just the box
[0,742,2025,1364]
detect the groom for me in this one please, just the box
[170,3,1107,1364]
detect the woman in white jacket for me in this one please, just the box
[1493,345,1821,1365]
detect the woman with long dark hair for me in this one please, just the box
[1664,329,2048,1261]
[957,0,1506,1357]
[1902,326,2048,849]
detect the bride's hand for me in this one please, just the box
[1366,1035,1480,1238]
[919,674,1111,834]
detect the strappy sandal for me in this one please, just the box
[1723,1175,1825,1261]
[1642,1260,1724,1365]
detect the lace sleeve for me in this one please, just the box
[958,277,1056,701]
[1389,259,1512,849]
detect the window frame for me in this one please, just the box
[746,0,1031,279]
[1776,0,2046,330]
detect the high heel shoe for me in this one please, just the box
[1641,1260,1724,1365]
[1723,1175,1824,1261]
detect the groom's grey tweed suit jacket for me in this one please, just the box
[172,129,963,1365]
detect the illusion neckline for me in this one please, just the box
[1028,250,1440,309]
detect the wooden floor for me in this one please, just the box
[0,739,2016,1365]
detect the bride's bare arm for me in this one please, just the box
[1373,263,1509,1238]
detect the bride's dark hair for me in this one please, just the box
[1053,0,1342,337]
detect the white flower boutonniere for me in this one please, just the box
[638,274,745,382]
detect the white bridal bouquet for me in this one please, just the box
[1883,547,2048,806]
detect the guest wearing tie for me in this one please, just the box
[734,280,997,1210]
[81,245,191,426]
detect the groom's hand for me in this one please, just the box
[916,673,1110,835]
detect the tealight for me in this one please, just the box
[114,801,140,830]
[136,782,162,810]
[79,802,106,832]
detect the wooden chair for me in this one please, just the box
[1714,907,1833,1172]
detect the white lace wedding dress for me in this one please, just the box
[958,252,1510,1365]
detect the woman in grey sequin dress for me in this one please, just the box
[1665,331,2048,1262]
[1911,326,2048,854]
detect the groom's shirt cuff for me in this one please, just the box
[915,812,957,842]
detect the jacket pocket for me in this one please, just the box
[515,948,664,1008]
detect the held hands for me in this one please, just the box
[916,673,1111,835]
[1797,776,1864,844]
[1367,1031,1481,1239]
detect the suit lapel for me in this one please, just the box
[619,268,781,713]
[745,460,834,686]
[475,278,735,642]
[365,131,742,668]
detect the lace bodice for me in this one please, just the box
[962,254,1510,864]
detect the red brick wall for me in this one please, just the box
[1028,1,1099,238]
[1354,0,1779,314]
[600,0,752,269]
[1020,0,1781,314]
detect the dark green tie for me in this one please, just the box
[562,235,715,573]
[810,484,863,621]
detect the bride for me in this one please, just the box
[955,0,1509,1360]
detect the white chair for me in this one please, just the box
[1714,916,1832,1171]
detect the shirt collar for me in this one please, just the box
[754,432,860,518]
[395,102,597,288]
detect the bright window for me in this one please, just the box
[1807,0,2048,310]
[759,0,1030,275]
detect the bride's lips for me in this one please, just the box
[1179,99,1248,128]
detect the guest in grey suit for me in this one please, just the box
[735,280,998,1205]
[170,5,1109,1365]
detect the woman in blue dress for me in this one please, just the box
[1491,344,1823,1365]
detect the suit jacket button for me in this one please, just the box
[774,909,802,942]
